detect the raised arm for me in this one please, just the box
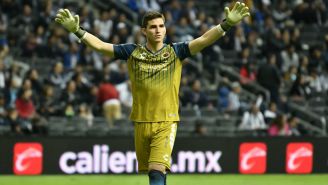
[189,2,250,55]
[55,9,114,57]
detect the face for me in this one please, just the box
[142,18,166,44]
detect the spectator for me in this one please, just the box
[288,115,303,136]
[280,44,299,74]
[0,94,6,125]
[63,42,81,69]
[257,53,281,104]
[0,60,6,90]
[239,103,266,130]
[289,73,311,102]
[93,10,113,41]
[48,62,69,89]
[4,78,20,108]
[15,89,48,135]
[217,78,230,112]
[25,68,43,96]
[116,80,133,110]
[38,85,60,118]
[227,81,246,113]
[78,103,94,127]
[59,80,80,116]
[240,61,257,85]
[264,101,278,124]
[308,68,325,93]
[298,55,310,75]
[283,65,298,86]
[272,0,292,25]
[138,0,161,13]
[6,107,26,134]
[192,120,208,136]
[183,79,209,109]
[268,114,291,136]
[308,45,324,72]
[97,82,121,127]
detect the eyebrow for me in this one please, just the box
[149,24,164,28]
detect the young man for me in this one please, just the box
[55,2,249,185]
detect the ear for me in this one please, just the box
[141,28,146,36]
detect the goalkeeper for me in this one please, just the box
[55,2,249,185]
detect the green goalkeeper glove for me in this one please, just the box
[55,9,85,38]
[221,2,250,31]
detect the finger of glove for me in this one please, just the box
[237,3,245,13]
[242,12,251,18]
[241,7,249,15]
[55,18,63,23]
[56,13,64,19]
[58,9,66,17]
[224,7,230,17]
[64,9,72,18]
[232,2,240,12]
[74,15,79,25]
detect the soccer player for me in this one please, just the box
[55,2,249,185]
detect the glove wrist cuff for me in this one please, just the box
[220,19,232,32]
[74,27,86,39]
[216,25,226,36]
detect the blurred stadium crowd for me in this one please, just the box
[0,0,328,137]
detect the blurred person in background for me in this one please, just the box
[78,103,94,127]
[38,85,60,118]
[268,113,291,136]
[181,79,210,109]
[6,107,25,135]
[97,80,121,127]
[192,120,208,136]
[289,73,311,102]
[116,80,133,111]
[15,89,48,135]
[0,94,6,125]
[257,53,281,104]
[227,81,247,114]
[238,102,266,130]
[264,101,277,124]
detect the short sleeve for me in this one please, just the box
[172,42,192,60]
[113,44,137,60]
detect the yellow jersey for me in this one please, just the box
[114,42,191,122]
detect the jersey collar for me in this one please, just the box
[144,44,167,55]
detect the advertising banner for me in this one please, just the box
[0,136,327,174]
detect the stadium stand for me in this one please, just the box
[0,0,327,137]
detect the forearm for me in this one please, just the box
[189,25,225,55]
[80,32,114,57]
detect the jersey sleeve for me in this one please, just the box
[113,44,137,60]
[172,42,192,60]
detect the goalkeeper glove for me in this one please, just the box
[221,2,250,32]
[55,9,85,38]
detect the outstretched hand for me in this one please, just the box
[224,2,250,26]
[55,9,80,33]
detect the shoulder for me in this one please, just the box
[113,44,138,60]
[170,41,191,60]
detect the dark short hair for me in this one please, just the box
[141,11,165,28]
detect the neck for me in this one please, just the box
[146,41,163,53]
